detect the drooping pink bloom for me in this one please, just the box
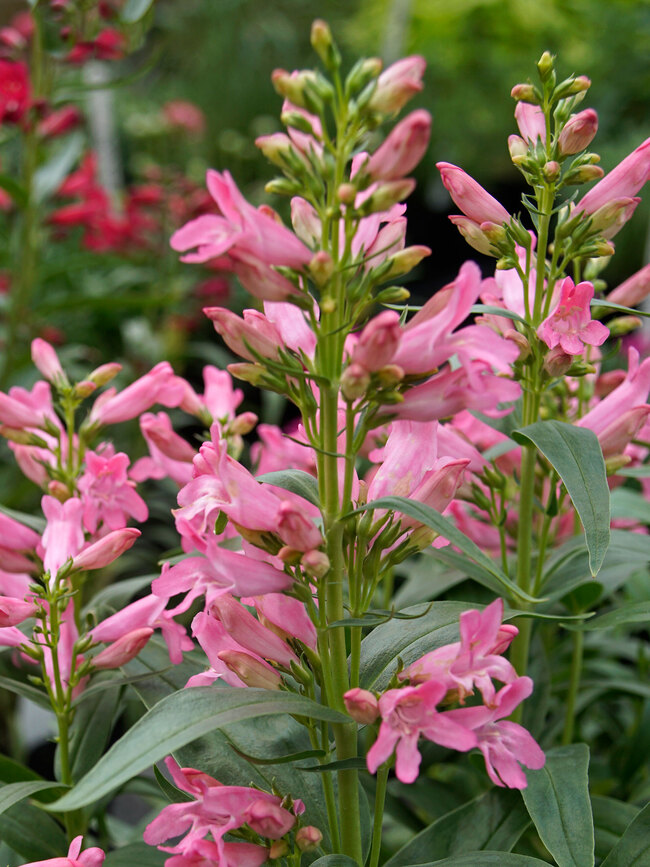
[210,595,298,669]
[203,308,283,362]
[369,56,426,114]
[437,163,511,226]
[40,495,84,576]
[576,137,650,215]
[161,839,268,867]
[241,593,317,651]
[366,109,431,181]
[179,366,244,424]
[38,105,82,138]
[130,412,195,487]
[0,596,37,627]
[515,101,546,144]
[31,339,66,384]
[606,264,650,308]
[92,626,153,669]
[78,448,148,532]
[446,677,545,788]
[89,362,185,426]
[187,611,275,688]
[263,300,317,358]
[0,511,41,552]
[276,501,323,552]
[538,278,609,355]
[344,687,380,724]
[0,389,45,428]
[366,679,477,783]
[351,311,402,372]
[18,834,105,866]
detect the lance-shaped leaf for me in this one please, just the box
[417,855,554,866]
[257,469,320,507]
[47,687,347,812]
[601,801,650,866]
[512,421,610,575]
[351,497,539,603]
[521,744,594,867]
[0,781,65,816]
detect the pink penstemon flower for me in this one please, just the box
[538,277,609,355]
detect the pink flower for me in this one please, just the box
[92,626,153,669]
[203,307,283,362]
[241,593,317,651]
[130,412,195,487]
[210,595,298,669]
[437,163,511,226]
[369,56,426,114]
[366,109,431,181]
[367,679,477,783]
[31,339,66,384]
[276,501,324,552]
[89,362,185,426]
[163,100,205,135]
[558,109,598,155]
[344,687,380,724]
[0,596,37,627]
[606,264,650,308]
[78,448,148,532]
[515,102,546,144]
[71,528,140,571]
[0,60,30,124]
[576,137,650,215]
[538,278,609,355]
[18,835,104,866]
[40,495,84,576]
[351,311,402,371]
[446,678,545,788]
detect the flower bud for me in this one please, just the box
[218,650,282,690]
[340,363,370,401]
[504,329,531,360]
[344,687,379,724]
[558,109,598,156]
[360,178,416,213]
[585,197,640,240]
[230,411,258,436]
[368,55,426,114]
[407,526,438,550]
[245,799,296,838]
[31,339,67,385]
[269,841,289,859]
[278,546,303,566]
[590,238,616,257]
[605,454,632,475]
[554,75,591,99]
[0,426,48,446]
[309,251,334,286]
[384,245,431,279]
[227,362,268,387]
[47,480,69,501]
[510,83,541,104]
[563,164,604,185]
[607,315,641,337]
[92,627,153,670]
[508,134,528,164]
[543,346,573,377]
[606,265,650,307]
[376,364,404,387]
[337,182,356,204]
[72,528,141,571]
[543,160,561,182]
[346,57,383,95]
[271,69,317,109]
[301,549,330,579]
[310,19,339,69]
[296,826,323,852]
[537,51,555,81]
[255,133,296,168]
[448,216,492,255]
[88,362,122,386]
[73,380,97,398]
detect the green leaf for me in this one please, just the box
[0,675,51,709]
[153,764,193,803]
[0,803,68,861]
[69,685,121,780]
[0,781,65,816]
[302,757,367,772]
[33,132,84,203]
[615,465,650,478]
[591,298,650,318]
[229,746,326,765]
[358,601,470,691]
[0,173,27,208]
[421,856,552,866]
[0,503,45,533]
[353,497,538,603]
[512,421,610,575]
[433,546,537,601]
[0,754,42,784]
[592,796,640,861]
[121,0,156,22]
[522,744,594,867]
[601,801,650,866]
[384,790,529,867]
[82,573,156,621]
[47,687,348,811]
[104,842,167,866]
[610,488,650,524]
[470,304,527,324]
[256,469,320,507]
[574,601,650,631]
[310,857,359,867]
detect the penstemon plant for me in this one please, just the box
[0,14,649,867]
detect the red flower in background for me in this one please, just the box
[0,60,30,124]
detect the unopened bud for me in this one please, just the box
[543,160,561,182]
[337,183,357,204]
[310,19,339,69]
[301,549,330,579]
[375,286,411,305]
[566,360,597,377]
[92,628,153,670]
[88,362,122,386]
[271,69,315,109]
[590,239,616,257]
[341,363,370,401]
[510,83,541,104]
[554,75,591,100]
[309,250,334,285]
[407,525,438,550]
[605,454,632,475]
[449,215,492,255]
[356,480,368,507]
[218,650,282,690]
[480,221,507,246]
[343,687,380,724]
[278,545,303,566]
[361,178,416,213]
[537,51,555,81]
[230,411,258,436]
[269,841,288,860]
[508,134,529,164]
[563,164,604,185]
[543,346,573,377]
[227,362,267,386]
[504,329,531,360]
[255,133,295,167]
[296,826,323,852]
[74,380,97,398]
[607,315,641,337]
[0,426,48,446]
[376,364,404,387]
[47,480,69,501]
[346,57,383,95]
[558,109,598,156]
[265,177,303,197]
[280,111,316,136]
[384,245,431,279]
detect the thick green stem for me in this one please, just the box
[368,764,389,867]
[562,629,584,745]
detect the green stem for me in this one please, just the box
[562,629,584,745]
[368,764,389,867]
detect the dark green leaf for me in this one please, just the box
[470,304,527,324]
[384,790,529,867]
[104,843,167,866]
[615,465,650,478]
[73,667,175,706]
[522,744,594,867]
[573,601,650,631]
[417,854,554,866]
[302,757,367,772]
[591,298,650,318]
[0,754,42,784]
[353,498,538,603]
[601,801,650,866]
[47,687,347,811]
[0,674,50,709]
[310,857,359,867]
[0,174,27,208]
[153,764,193,803]
[69,686,121,780]
[121,0,156,22]
[0,803,67,860]
[512,421,610,575]
[229,746,326,765]
[610,488,650,524]
[256,469,320,507]
[358,601,470,691]
[0,781,65,816]
[592,796,640,861]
